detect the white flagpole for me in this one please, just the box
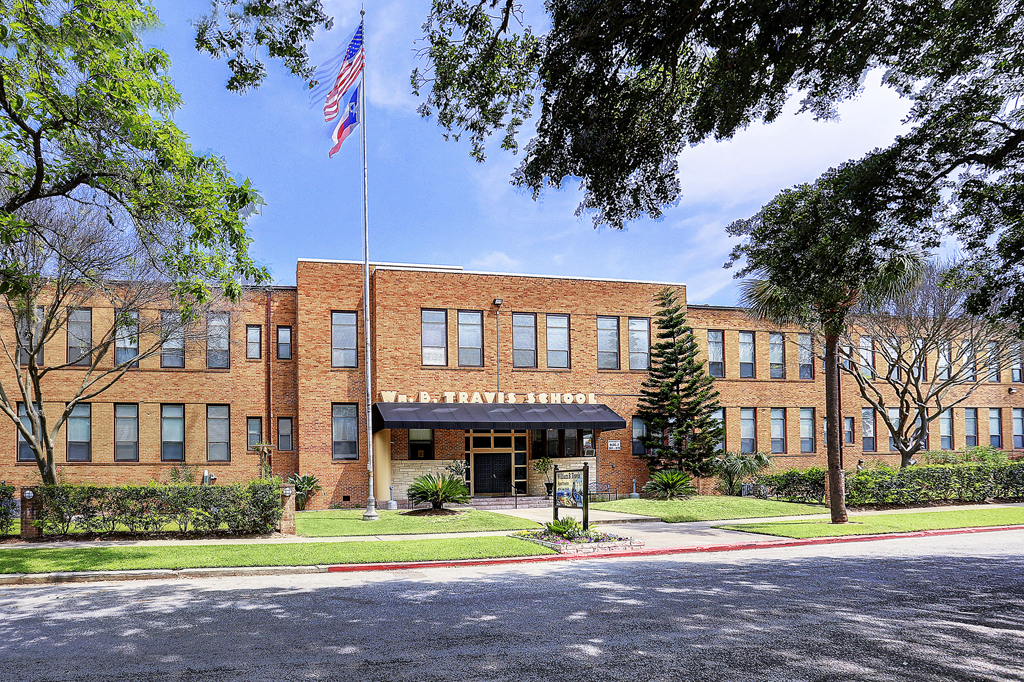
[360,6,378,521]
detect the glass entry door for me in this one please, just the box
[467,430,528,496]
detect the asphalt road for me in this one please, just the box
[1,531,1022,682]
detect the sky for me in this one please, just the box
[148,0,916,305]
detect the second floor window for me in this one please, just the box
[987,342,1000,382]
[17,403,34,462]
[862,408,876,452]
[546,314,570,368]
[512,313,537,368]
[800,408,815,452]
[161,404,185,461]
[115,310,139,367]
[937,342,951,380]
[940,410,953,450]
[332,312,357,367]
[68,308,92,366]
[859,336,875,378]
[738,332,755,378]
[421,310,447,366]
[990,408,1002,448]
[246,325,262,359]
[114,404,139,462]
[16,306,45,366]
[1012,357,1023,382]
[207,313,230,369]
[797,334,813,379]
[458,310,483,367]
[844,416,855,444]
[277,326,292,360]
[597,316,619,369]
[707,330,724,377]
[769,333,785,379]
[962,342,976,381]
[278,417,293,451]
[161,311,185,368]
[628,318,650,370]
[247,416,262,448]
[66,403,91,461]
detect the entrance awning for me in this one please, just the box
[372,402,626,433]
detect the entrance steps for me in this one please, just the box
[469,496,551,510]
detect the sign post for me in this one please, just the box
[552,462,590,530]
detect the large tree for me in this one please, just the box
[634,287,723,477]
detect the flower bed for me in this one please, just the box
[512,529,645,554]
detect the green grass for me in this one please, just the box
[296,509,541,537]
[717,507,1024,538]
[0,536,553,574]
[591,496,826,523]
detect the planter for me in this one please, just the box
[544,482,553,496]
[515,534,645,554]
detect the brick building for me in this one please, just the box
[2,259,1022,509]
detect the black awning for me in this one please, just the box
[372,402,626,433]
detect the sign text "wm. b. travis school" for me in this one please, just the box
[379,390,599,405]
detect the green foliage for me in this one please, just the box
[921,446,1009,466]
[635,287,723,476]
[757,468,830,505]
[545,517,585,539]
[168,465,198,485]
[712,452,772,496]
[287,473,322,512]
[407,473,471,511]
[532,456,554,483]
[641,470,696,500]
[539,517,611,543]
[0,483,16,536]
[32,481,282,537]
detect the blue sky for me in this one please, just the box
[148,0,914,304]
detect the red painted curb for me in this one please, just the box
[325,524,1024,573]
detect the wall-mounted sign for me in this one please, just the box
[379,390,598,405]
[607,440,621,451]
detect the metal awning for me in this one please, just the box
[372,402,626,433]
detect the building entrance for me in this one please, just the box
[467,430,528,496]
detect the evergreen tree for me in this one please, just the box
[635,288,724,476]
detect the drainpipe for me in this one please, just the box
[266,289,273,473]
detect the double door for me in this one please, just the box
[467,430,528,496]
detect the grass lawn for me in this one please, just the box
[296,509,541,537]
[591,496,826,523]
[0,536,553,574]
[717,507,1024,538]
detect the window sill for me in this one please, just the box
[331,458,361,463]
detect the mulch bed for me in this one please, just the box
[400,508,464,517]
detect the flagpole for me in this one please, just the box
[360,6,378,521]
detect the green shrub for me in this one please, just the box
[407,473,471,510]
[711,451,772,495]
[642,470,696,500]
[757,467,828,504]
[0,484,15,536]
[287,473,322,511]
[545,517,585,539]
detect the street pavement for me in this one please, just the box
[0,531,1021,681]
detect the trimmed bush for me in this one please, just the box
[642,470,697,500]
[757,467,828,504]
[0,484,15,536]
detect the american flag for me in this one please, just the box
[310,22,364,123]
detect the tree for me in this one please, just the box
[727,158,929,523]
[635,287,723,477]
[839,261,1024,468]
[0,0,267,304]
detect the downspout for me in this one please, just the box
[266,289,273,473]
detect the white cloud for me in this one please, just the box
[470,251,522,271]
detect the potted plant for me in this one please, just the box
[533,456,554,497]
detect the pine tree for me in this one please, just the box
[635,288,724,476]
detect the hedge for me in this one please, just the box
[0,484,15,536]
[757,461,1024,506]
[32,481,282,536]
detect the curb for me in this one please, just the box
[1,524,1021,585]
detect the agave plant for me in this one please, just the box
[642,470,696,500]
[407,473,471,510]
[287,473,322,511]
[711,452,772,496]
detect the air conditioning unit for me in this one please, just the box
[583,448,596,457]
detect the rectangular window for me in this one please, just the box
[207,405,230,462]
[1014,408,1024,449]
[16,306,44,366]
[884,339,902,381]
[247,416,262,448]
[707,330,724,377]
[115,310,139,367]
[963,342,976,381]
[990,408,1002,448]
[421,310,446,366]
[738,332,755,378]
[114,404,139,462]
[628,318,650,370]
[712,408,725,451]
[771,408,786,453]
[769,332,785,379]
[888,407,900,451]
[409,428,435,460]
[458,310,484,367]
[332,404,359,460]
[964,408,978,447]
[800,408,815,453]
[546,314,570,368]
[844,416,855,445]
[940,410,953,450]
[912,338,927,381]
[597,316,620,370]
[161,311,185,368]
[841,344,853,371]
[740,408,756,453]
[277,417,293,451]
[937,342,951,380]
[67,308,92,366]
[331,311,358,367]
[161,404,185,461]
[631,417,647,455]
[66,403,91,461]
[862,408,876,452]
[246,325,262,359]
[859,336,874,378]
[1012,357,1023,383]
[798,334,813,379]
[17,403,34,462]
[207,313,230,369]
[277,325,292,360]
[512,313,537,368]
[987,342,1000,382]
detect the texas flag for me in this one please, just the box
[329,86,360,158]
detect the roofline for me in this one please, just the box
[686,303,745,311]
[298,258,463,272]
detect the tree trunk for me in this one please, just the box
[824,334,849,523]
[36,445,57,486]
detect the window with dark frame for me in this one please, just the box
[331,311,357,367]
[712,408,725,451]
[631,418,647,455]
[597,316,620,370]
[987,342,1000,382]
[16,306,45,366]
[66,403,91,461]
[963,342,976,381]
[67,308,92,366]
[1014,408,1024,449]
[965,408,978,447]
[512,313,537,368]
[740,408,756,453]
[161,404,185,461]
[769,333,785,379]
[798,334,813,379]
[278,417,293,451]
[421,310,447,366]
[738,332,755,378]
[247,416,262,448]
[332,404,358,460]
[546,314,570,368]
[800,408,815,453]
[990,408,1002,448]
[161,311,185,368]
[207,405,231,462]
[862,408,876,452]
[628,318,650,370]
[771,408,786,453]
[207,313,230,369]
[458,310,483,367]
[888,407,900,451]
[115,310,139,367]
[114,404,139,461]
[940,409,953,450]
[937,341,951,380]
[1012,357,1023,382]
[707,330,724,377]
[277,325,292,360]
[533,428,594,458]
[246,325,262,359]
[409,428,434,459]
[17,403,34,462]
[844,416,855,445]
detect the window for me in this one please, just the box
[161,404,185,461]
[964,408,978,447]
[332,404,358,460]
[458,311,483,367]
[628,318,650,370]
[798,334,813,379]
[277,325,292,360]
[844,416,855,445]
[161,311,185,368]
[246,325,262,359]
[1014,408,1024,449]
[16,306,44,366]
[533,428,585,458]
[887,407,901,451]
[247,417,262,448]
[936,342,951,380]
[409,429,434,460]
[707,330,724,377]
[597,316,620,369]
[940,410,953,450]
[277,417,293,451]
[987,342,1000,382]
[800,408,815,453]
[546,314,570,368]
[841,344,853,371]
[990,408,1002,448]
[712,408,725,451]
[512,313,537,368]
[771,408,786,453]
[740,408,756,453]
[862,408,876,452]
[738,332,755,378]
[17,403,34,462]
[912,338,927,381]
[962,342,976,381]
[207,405,230,462]
[631,417,647,455]
[884,339,902,381]
[207,313,230,369]
[421,310,446,366]
[859,336,874,378]
[1012,357,1023,383]
[114,404,139,461]
[67,308,92,366]
[769,333,785,379]
[115,310,139,367]
[330,311,358,367]
[67,403,91,461]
